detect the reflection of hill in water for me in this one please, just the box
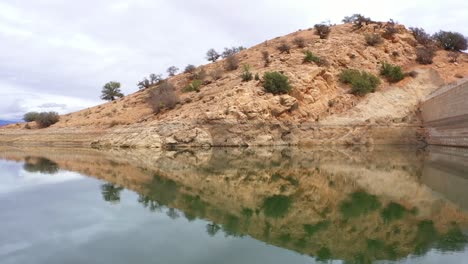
[1,146,468,262]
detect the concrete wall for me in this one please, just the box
[421,79,468,147]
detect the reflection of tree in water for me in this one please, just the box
[138,173,178,207]
[166,208,180,219]
[23,157,59,174]
[206,222,221,237]
[132,170,468,263]
[101,183,124,204]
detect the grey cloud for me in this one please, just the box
[37,103,67,109]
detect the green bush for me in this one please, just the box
[241,64,253,82]
[380,62,405,83]
[35,112,60,128]
[339,69,380,96]
[303,50,321,63]
[183,79,202,93]
[365,33,384,46]
[263,72,291,95]
[23,112,40,122]
[433,31,467,51]
[255,73,260,81]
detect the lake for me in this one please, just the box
[0,146,467,264]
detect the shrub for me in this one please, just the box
[206,48,220,62]
[303,51,329,67]
[409,27,432,46]
[433,31,468,51]
[255,73,260,81]
[314,24,331,39]
[448,52,460,63]
[23,112,40,122]
[101,81,124,101]
[167,66,179,77]
[183,79,202,93]
[407,70,419,78]
[224,55,239,71]
[416,47,435,64]
[184,64,196,74]
[293,37,306,48]
[23,157,59,174]
[365,34,384,46]
[380,62,405,83]
[303,50,320,63]
[241,64,253,82]
[138,74,162,89]
[339,69,380,96]
[190,68,207,81]
[221,46,245,58]
[35,112,60,128]
[342,14,372,29]
[209,69,223,80]
[382,19,399,39]
[262,50,271,66]
[277,42,291,54]
[263,72,291,95]
[148,82,179,114]
[24,111,56,129]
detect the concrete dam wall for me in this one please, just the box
[421,78,468,147]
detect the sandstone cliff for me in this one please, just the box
[1,23,467,148]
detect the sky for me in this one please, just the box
[0,0,467,120]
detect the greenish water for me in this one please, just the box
[0,146,467,263]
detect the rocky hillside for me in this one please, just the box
[1,22,468,148]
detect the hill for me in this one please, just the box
[1,21,467,148]
[0,120,16,127]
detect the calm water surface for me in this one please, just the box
[0,146,467,264]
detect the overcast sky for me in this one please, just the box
[0,0,467,120]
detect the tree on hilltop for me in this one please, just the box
[101,81,124,101]
[206,49,220,62]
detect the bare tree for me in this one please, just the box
[206,49,220,62]
[167,66,179,77]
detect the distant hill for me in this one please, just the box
[0,120,16,126]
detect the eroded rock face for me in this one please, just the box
[92,123,212,148]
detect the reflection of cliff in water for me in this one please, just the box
[1,146,467,263]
